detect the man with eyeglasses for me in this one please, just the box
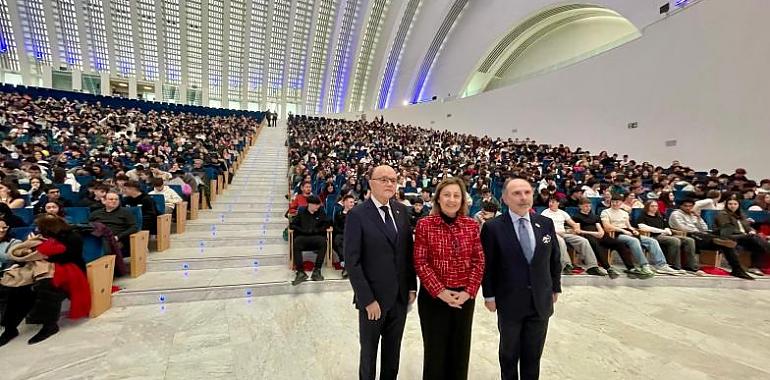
[345,165,417,380]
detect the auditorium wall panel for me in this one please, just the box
[330,0,770,178]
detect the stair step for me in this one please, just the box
[112,266,349,306]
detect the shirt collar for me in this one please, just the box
[371,196,389,209]
[508,209,530,224]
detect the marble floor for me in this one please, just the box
[2,286,769,380]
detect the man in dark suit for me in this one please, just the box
[344,165,417,380]
[481,178,562,380]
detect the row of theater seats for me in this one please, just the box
[5,138,254,318]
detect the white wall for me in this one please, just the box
[388,0,663,104]
[328,0,770,178]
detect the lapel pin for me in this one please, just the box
[535,223,541,228]
[542,235,551,244]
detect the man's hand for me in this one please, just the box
[552,292,559,303]
[484,300,496,312]
[438,290,462,308]
[408,291,417,305]
[365,301,381,321]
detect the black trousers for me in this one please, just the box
[333,234,345,264]
[1,279,66,330]
[735,234,770,268]
[498,292,550,380]
[688,232,744,271]
[583,235,635,269]
[418,287,475,380]
[292,235,326,270]
[358,299,407,380]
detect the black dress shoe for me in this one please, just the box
[731,270,755,280]
[28,324,59,345]
[311,269,324,281]
[0,328,19,347]
[341,269,348,279]
[291,271,308,286]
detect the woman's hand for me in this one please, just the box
[438,289,462,309]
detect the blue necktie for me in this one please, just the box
[518,218,534,263]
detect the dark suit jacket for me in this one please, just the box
[344,199,417,312]
[480,212,562,320]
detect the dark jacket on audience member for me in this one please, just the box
[122,192,158,233]
[291,207,330,237]
[333,210,348,237]
[714,211,754,238]
[89,206,139,240]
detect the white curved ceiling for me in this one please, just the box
[0,0,671,112]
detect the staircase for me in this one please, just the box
[112,122,349,307]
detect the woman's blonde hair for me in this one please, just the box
[430,177,469,217]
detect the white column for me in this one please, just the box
[72,69,83,91]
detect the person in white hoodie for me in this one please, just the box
[148,177,182,214]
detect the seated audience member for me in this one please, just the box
[168,170,195,196]
[601,194,678,276]
[479,188,500,210]
[89,190,139,256]
[756,179,770,195]
[533,187,552,207]
[333,194,356,279]
[564,188,584,208]
[149,163,172,182]
[571,197,634,279]
[396,189,411,207]
[668,198,751,280]
[319,183,337,205]
[288,181,313,217]
[25,177,46,206]
[420,189,433,210]
[0,214,89,346]
[581,180,602,198]
[0,217,22,270]
[636,201,702,275]
[541,198,605,275]
[620,192,643,213]
[148,177,183,214]
[42,200,66,218]
[657,191,676,215]
[0,203,26,228]
[595,190,613,215]
[79,183,110,211]
[473,201,500,229]
[715,197,769,276]
[694,190,723,213]
[18,165,52,186]
[0,181,25,209]
[748,193,770,211]
[410,198,429,228]
[33,186,72,215]
[122,180,158,234]
[290,195,329,285]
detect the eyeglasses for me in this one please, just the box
[373,177,398,185]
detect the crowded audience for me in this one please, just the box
[0,89,260,344]
[288,115,770,280]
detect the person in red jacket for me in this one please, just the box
[288,181,313,216]
[413,177,485,380]
[0,214,90,346]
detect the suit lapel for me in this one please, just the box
[365,200,396,247]
[502,212,526,262]
[530,215,546,261]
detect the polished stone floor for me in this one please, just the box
[3,286,769,380]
